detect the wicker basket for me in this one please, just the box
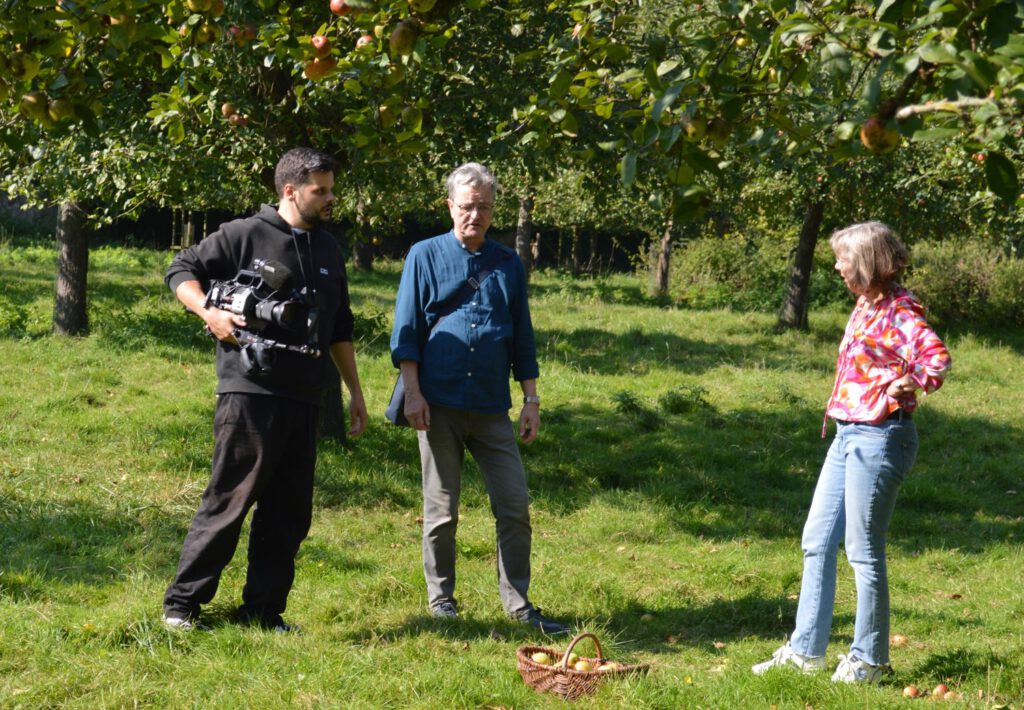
[516,632,650,701]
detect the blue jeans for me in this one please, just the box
[789,418,918,666]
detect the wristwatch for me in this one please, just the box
[523,395,541,406]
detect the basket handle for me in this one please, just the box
[558,632,603,669]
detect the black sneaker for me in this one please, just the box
[238,609,301,634]
[513,607,571,635]
[429,601,459,619]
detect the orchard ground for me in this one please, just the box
[0,241,1021,708]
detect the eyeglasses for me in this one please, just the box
[454,202,494,215]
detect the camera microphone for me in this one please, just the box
[257,259,294,291]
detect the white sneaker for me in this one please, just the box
[752,644,826,675]
[831,654,883,684]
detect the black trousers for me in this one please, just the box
[163,393,318,621]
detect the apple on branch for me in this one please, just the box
[311,34,331,58]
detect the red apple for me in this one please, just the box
[311,34,331,58]
[891,633,908,648]
[355,34,374,49]
[228,113,248,127]
[860,115,901,154]
[221,102,237,117]
[903,685,919,698]
[304,57,337,81]
[330,0,352,15]
[932,683,949,699]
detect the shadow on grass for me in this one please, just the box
[316,399,1022,555]
[0,492,185,603]
[535,324,841,377]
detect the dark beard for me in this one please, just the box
[297,200,330,228]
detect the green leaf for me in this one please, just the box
[909,127,961,142]
[613,68,643,83]
[669,162,694,185]
[651,83,683,122]
[958,51,997,91]
[167,118,185,144]
[917,42,958,64]
[550,70,573,100]
[984,153,1020,203]
[656,60,681,77]
[820,42,851,80]
[560,112,579,137]
[621,152,637,188]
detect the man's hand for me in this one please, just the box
[404,389,431,431]
[204,307,246,344]
[348,392,368,437]
[175,279,244,345]
[519,402,539,443]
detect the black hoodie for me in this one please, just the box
[166,204,353,405]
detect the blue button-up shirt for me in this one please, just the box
[390,231,539,414]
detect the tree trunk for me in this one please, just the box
[515,193,534,280]
[352,240,374,271]
[653,218,673,298]
[183,210,196,248]
[53,202,89,336]
[571,225,582,276]
[776,199,826,331]
[352,200,375,272]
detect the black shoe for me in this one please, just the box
[238,609,301,634]
[429,600,459,619]
[513,607,571,635]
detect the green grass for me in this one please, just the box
[1,239,1022,708]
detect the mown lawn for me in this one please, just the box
[0,240,1021,709]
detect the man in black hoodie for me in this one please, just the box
[162,148,366,632]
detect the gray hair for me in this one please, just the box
[446,162,500,200]
[830,221,909,290]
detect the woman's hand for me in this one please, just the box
[886,376,917,399]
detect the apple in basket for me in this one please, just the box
[530,652,552,665]
[566,652,579,666]
[597,661,621,672]
[573,660,593,672]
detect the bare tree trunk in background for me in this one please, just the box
[777,199,826,331]
[653,218,673,298]
[352,199,375,272]
[183,211,196,248]
[53,202,89,336]
[515,194,534,280]
[352,240,374,272]
[571,225,582,276]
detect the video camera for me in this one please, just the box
[204,258,320,375]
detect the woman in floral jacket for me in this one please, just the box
[753,221,952,684]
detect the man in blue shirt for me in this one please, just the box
[390,162,569,635]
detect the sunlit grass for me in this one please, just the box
[0,243,1021,708]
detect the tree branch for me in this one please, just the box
[895,97,1018,121]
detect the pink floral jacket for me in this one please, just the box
[823,285,951,435]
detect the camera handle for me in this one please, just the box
[232,329,321,358]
